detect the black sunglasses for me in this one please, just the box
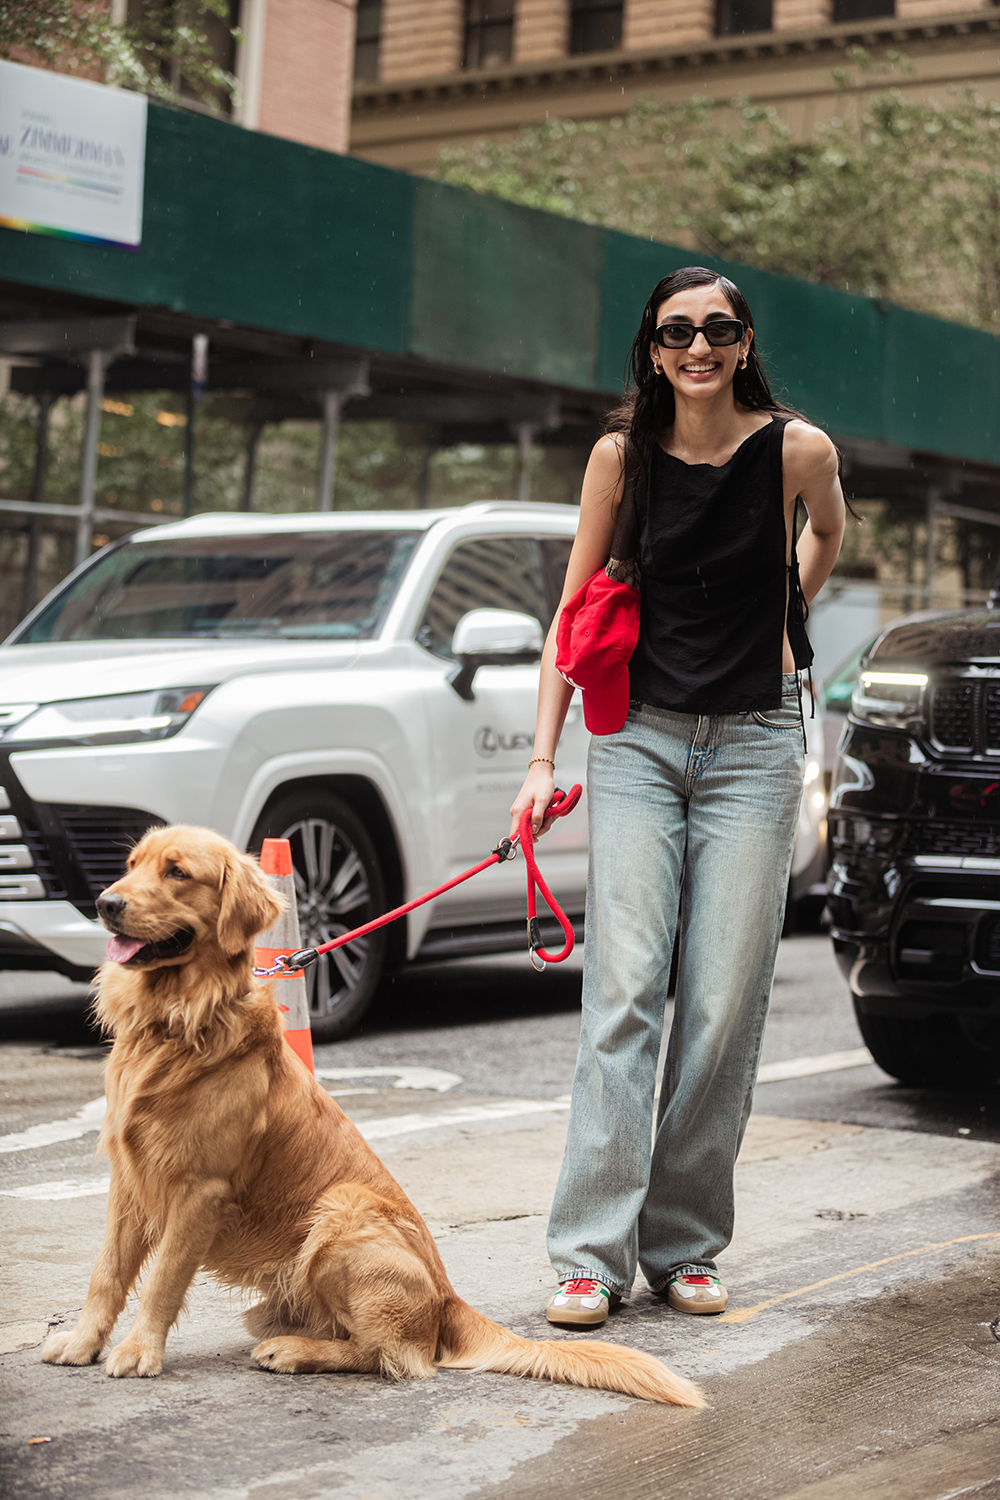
[654,318,746,349]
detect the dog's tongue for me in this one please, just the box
[106,934,145,964]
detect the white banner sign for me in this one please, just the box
[0,59,147,250]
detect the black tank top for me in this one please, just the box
[628,414,813,714]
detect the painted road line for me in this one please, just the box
[0,1096,106,1154]
[757,1047,874,1084]
[719,1231,1000,1324]
[0,1051,875,1158]
[0,1175,111,1201]
[359,1099,570,1141]
[314,1066,462,1092]
[0,1069,461,1155]
[0,1101,570,1189]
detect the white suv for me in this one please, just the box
[0,502,825,1037]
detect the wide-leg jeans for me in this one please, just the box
[547,675,806,1296]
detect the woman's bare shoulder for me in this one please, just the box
[782,419,838,480]
[590,432,627,465]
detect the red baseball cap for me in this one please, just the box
[555,571,640,735]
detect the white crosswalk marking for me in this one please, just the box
[359,1098,570,1141]
[0,1096,106,1154]
[0,1050,878,1168]
[757,1047,874,1083]
[1,1175,111,1200]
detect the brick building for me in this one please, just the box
[236,0,357,153]
[348,0,1000,171]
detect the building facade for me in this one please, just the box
[235,0,357,153]
[349,0,1000,170]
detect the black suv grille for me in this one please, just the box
[900,820,1000,859]
[929,678,1000,754]
[986,686,1000,750]
[931,684,975,750]
[49,805,165,901]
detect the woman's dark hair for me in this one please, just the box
[606,265,825,492]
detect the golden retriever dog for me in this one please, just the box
[41,825,704,1407]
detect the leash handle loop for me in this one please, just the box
[518,783,583,967]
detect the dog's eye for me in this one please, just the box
[166,865,190,881]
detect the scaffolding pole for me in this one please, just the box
[74,349,110,569]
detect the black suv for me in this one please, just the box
[828,606,1000,1087]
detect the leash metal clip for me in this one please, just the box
[277,948,319,973]
[526,916,547,973]
[492,834,520,862]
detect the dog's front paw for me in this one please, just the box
[105,1336,163,1378]
[252,1337,314,1374]
[41,1328,102,1366]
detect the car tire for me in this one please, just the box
[853,1002,1000,1089]
[249,790,388,1043]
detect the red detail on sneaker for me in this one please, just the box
[562,1278,604,1296]
[681,1275,714,1285]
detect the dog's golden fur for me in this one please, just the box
[41,824,704,1406]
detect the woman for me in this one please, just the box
[510,266,846,1326]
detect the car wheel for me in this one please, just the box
[250,791,388,1043]
[853,1002,1000,1089]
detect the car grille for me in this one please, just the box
[930,680,1000,754]
[49,805,165,901]
[976,916,1000,971]
[931,683,975,751]
[900,819,1000,860]
[0,783,65,900]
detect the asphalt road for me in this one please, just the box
[2,935,1000,1500]
[5,933,999,1143]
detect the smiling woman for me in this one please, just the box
[509,265,847,1329]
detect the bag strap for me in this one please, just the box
[609,462,638,563]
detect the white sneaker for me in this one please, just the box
[545,1277,618,1326]
[664,1265,728,1315]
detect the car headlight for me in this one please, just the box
[4,687,213,746]
[851,670,927,730]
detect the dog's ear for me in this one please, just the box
[217,848,285,957]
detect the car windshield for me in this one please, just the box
[14,530,421,644]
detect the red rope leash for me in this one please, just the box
[519,786,582,968]
[254,784,583,978]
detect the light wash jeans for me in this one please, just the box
[547,675,805,1297]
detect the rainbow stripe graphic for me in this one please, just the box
[0,214,138,250]
[17,165,121,196]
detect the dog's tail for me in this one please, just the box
[436,1299,706,1408]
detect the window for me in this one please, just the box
[464,0,514,69]
[417,537,549,660]
[21,532,421,643]
[354,0,382,81]
[127,0,240,114]
[715,0,773,34]
[831,0,893,20]
[570,0,622,54]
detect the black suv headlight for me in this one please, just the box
[852,670,927,731]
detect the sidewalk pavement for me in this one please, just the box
[3,1090,1000,1500]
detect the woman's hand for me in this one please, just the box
[510,763,556,840]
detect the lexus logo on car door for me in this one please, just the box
[474,726,534,758]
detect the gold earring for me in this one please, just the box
[738,355,748,369]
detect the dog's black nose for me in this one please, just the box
[97,891,127,921]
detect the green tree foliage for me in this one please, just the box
[0,0,238,111]
[435,50,1000,333]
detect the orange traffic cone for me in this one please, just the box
[255,838,314,1074]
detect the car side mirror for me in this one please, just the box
[447,609,543,701]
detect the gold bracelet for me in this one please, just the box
[528,757,555,769]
